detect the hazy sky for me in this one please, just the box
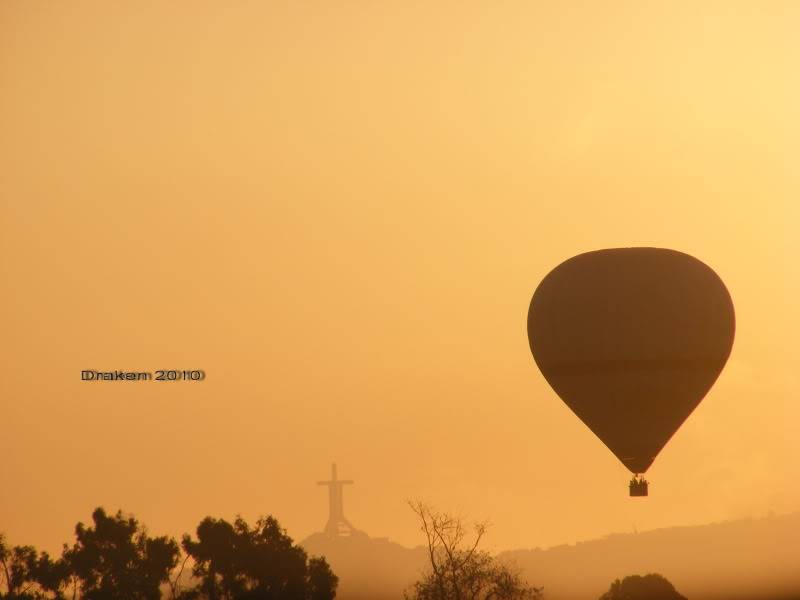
[1,1,799,554]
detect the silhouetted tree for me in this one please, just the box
[182,515,336,600]
[29,552,72,600]
[65,508,180,600]
[0,534,70,600]
[405,501,541,600]
[599,574,686,600]
[304,558,336,600]
[0,534,37,599]
[4,510,335,600]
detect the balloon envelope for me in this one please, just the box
[527,248,735,474]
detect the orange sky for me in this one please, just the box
[1,1,798,554]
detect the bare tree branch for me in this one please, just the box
[405,501,541,600]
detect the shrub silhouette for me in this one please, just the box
[599,573,686,600]
[181,515,337,600]
[66,507,180,600]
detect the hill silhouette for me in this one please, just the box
[301,511,800,600]
[502,511,800,600]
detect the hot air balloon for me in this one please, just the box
[527,248,735,496]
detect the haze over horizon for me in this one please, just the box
[2,1,799,557]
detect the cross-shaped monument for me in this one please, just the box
[317,463,357,538]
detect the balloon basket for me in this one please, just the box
[629,478,648,497]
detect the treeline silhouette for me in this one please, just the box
[0,508,337,600]
[12,505,793,600]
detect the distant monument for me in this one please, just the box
[317,462,358,538]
